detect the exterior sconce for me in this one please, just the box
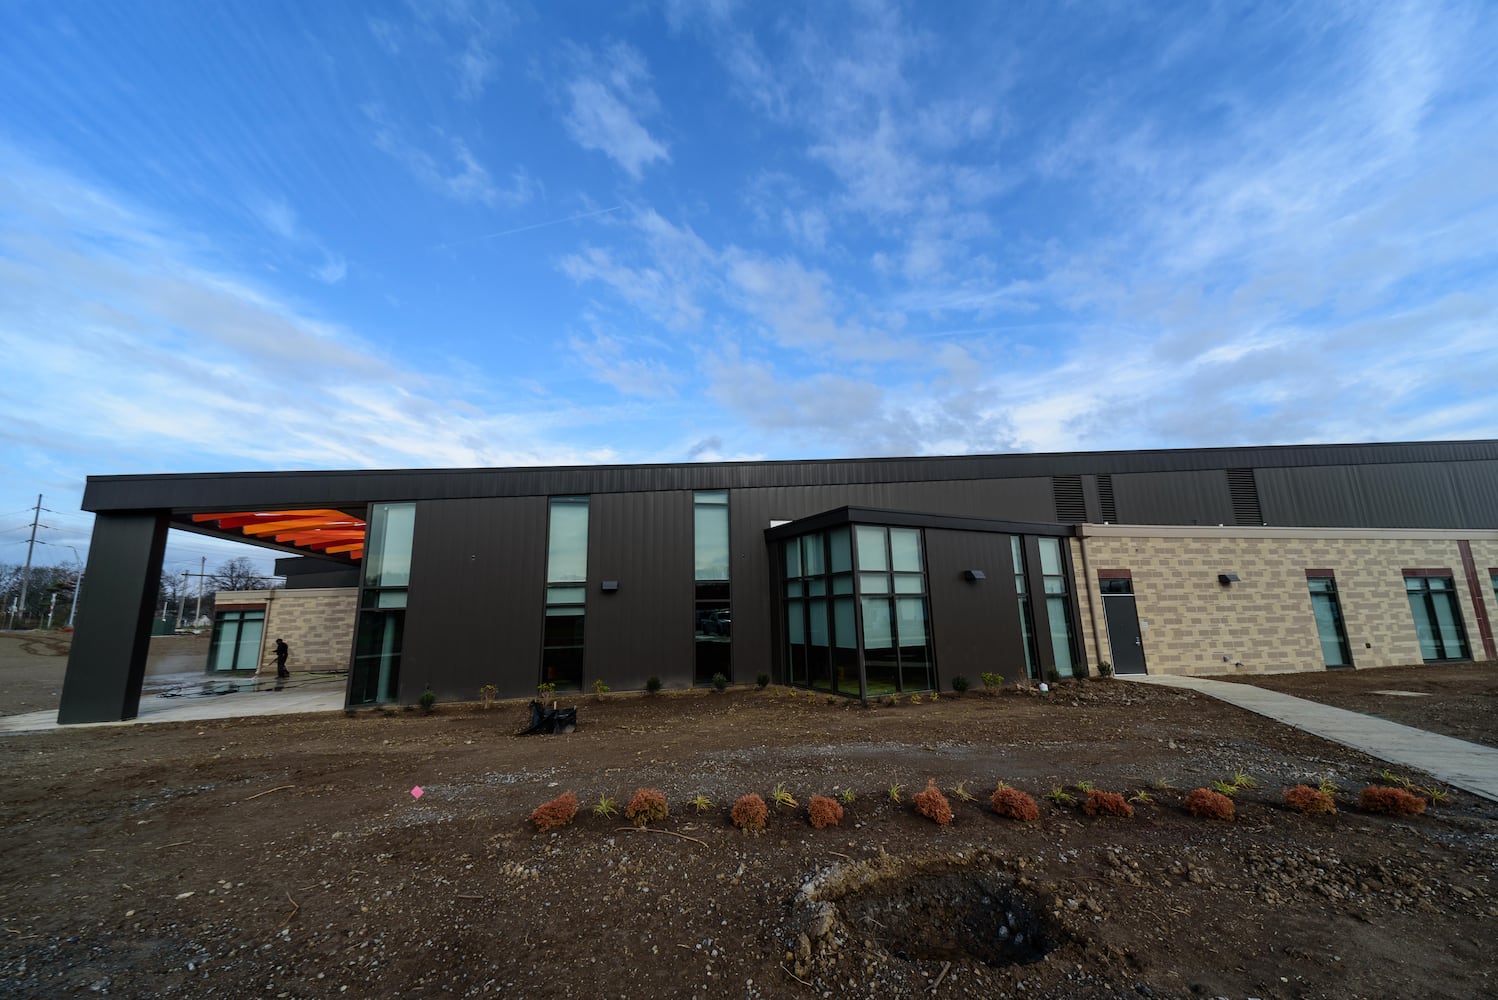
[1217,573,1241,586]
[600,580,619,593]
[963,569,986,582]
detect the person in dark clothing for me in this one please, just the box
[274,638,290,679]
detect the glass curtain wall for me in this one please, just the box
[1307,576,1353,667]
[857,526,931,694]
[350,502,415,704]
[783,529,858,694]
[207,608,265,672]
[1038,537,1076,678]
[1405,575,1470,662]
[693,491,732,684]
[1010,536,1039,679]
[542,497,589,691]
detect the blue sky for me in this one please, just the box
[1,0,1496,579]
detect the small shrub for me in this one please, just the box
[770,782,798,809]
[1183,787,1236,821]
[1074,779,1095,793]
[626,787,669,827]
[1128,789,1153,805]
[712,672,729,692]
[529,791,578,832]
[807,795,844,829]
[991,785,1040,821]
[838,788,856,806]
[592,679,610,700]
[1359,785,1427,816]
[592,793,619,819]
[1317,775,1340,796]
[980,671,1003,693]
[731,793,768,833]
[1210,780,1240,797]
[1046,786,1077,807]
[950,675,970,695]
[909,693,923,705]
[1424,785,1450,805]
[479,683,498,708]
[887,780,905,804]
[913,778,953,826]
[1096,660,1114,678]
[1231,770,1259,790]
[687,793,714,814]
[755,672,770,689]
[1082,790,1134,818]
[537,681,556,700]
[645,675,662,694]
[929,691,940,702]
[951,780,977,803]
[418,687,437,713]
[1046,668,1060,684]
[1284,784,1337,815]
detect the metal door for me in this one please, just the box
[1101,579,1147,675]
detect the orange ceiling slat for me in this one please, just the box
[184,508,367,562]
[325,542,363,554]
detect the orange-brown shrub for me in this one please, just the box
[1082,790,1134,818]
[1183,787,1235,821]
[1284,784,1337,815]
[529,790,578,832]
[913,778,953,826]
[807,795,844,830]
[626,787,669,827]
[731,793,769,832]
[1358,785,1427,816]
[991,786,1040,821]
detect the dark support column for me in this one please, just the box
[58,511,170,724]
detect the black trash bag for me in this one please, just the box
[517,701,578,736]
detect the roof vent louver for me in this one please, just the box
[1053,475,1086,522]
[1227,468,1263,525]
[1097,474,1117,522]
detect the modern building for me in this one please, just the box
[58,440,1498,724]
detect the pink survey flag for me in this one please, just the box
[411,786,424,799]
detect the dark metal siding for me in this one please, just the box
[924,529,1025,685]
[401,496,548,702]
[1451,461,1498,526]
[1256,463,1486,528]
[58,511,170,723]
[1111,470,1236,525]
[584,491,695,691]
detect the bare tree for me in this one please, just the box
[210,556,273,593]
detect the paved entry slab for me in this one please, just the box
[1124,674,1498,803]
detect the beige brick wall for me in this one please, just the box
[1071,527,1498,677]
[216,588,358,675]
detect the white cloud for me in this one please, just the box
[248,196,348,285]
[365,105,533,208]
[561,42,670,178]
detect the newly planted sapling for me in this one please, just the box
[1046,786,1077,807]
[979,672,1003,694]
[951,780,977,803]
[838,788,857,806]
[537,682,557,700]
[887,780,905,804]
[645,675,662,695]
[687,793,714,814]
[479,684,498,709]
[770,783,798,809]
[419,687,437,713]
[626,787,669,827]
[592,793,619,819]
[592,679,610,700]
[913,778,953,826]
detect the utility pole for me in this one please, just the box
[17,494,42,626]
[67,570,84,628]
[195,556,205,624]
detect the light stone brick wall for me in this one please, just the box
[1070,527,1498,677]
[215,588,358,676]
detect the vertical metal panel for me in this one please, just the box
[58,511,169,723]
[923,529,1024,685]
[1256,464,1467,528]
[1451,461,1498,526]
[1111,470,1236,525]
[584,490,695,690]
[401,496,548,701]
[1254,465,1366,526]
[1351,464,1461,528]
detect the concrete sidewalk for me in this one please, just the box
[0,674,347,735]
[1126,673,1498,803]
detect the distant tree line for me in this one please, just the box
[1,556,278,629]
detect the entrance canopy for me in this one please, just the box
[185,509,367,561]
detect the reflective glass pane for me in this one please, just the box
[1046,595,1074,677]
[1043,577,1067,595]
[802,534,825,576]
[546,586,586,606]
[890,529,922,572]
[1039,537,1065,577]
[856,526,888,571]
[694,494,730,581]
[785,540,802,578]
[546,498,589,583]
[364,502,416,589]
[896,597,931,692]
[787,601,804,643]
[696,490,728,505]
[808,578,826,596]
[808,598,829,647]
[834,597,857,648]
[829,527,852,573]
[832,573,853,595]
[861,597,898,696]
[375,589,408,609]
[1307,577,1334,594]
[1430,590,1469,659]
[893,573,924,594]
[860,573,890,594]
[785,580,804,597]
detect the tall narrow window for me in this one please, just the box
[1038,537,1076,678]
[855,526,932,694]
[1307,575,1353,668]
[693,491,731,684]
[1405,575,1470,662]
[1010,536,1038,679]
[350,502,415,705]
[207,607,265,672]
[542,497,589,691]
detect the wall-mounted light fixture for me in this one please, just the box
[963,569,987,582]
[1217,573,1241,586]
[600,580,620,593]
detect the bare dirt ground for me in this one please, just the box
[1219,663,1498,748]
[1,638,1495,999]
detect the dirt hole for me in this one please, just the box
[839,870,1056,967]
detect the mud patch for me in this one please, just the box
[841,868,1056,967]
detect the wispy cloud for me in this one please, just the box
[248,196,347,285]
[365,105,534,208]
[561,42,670,179]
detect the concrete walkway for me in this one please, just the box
[1126,674,1498,803]
[0,674,347,735]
